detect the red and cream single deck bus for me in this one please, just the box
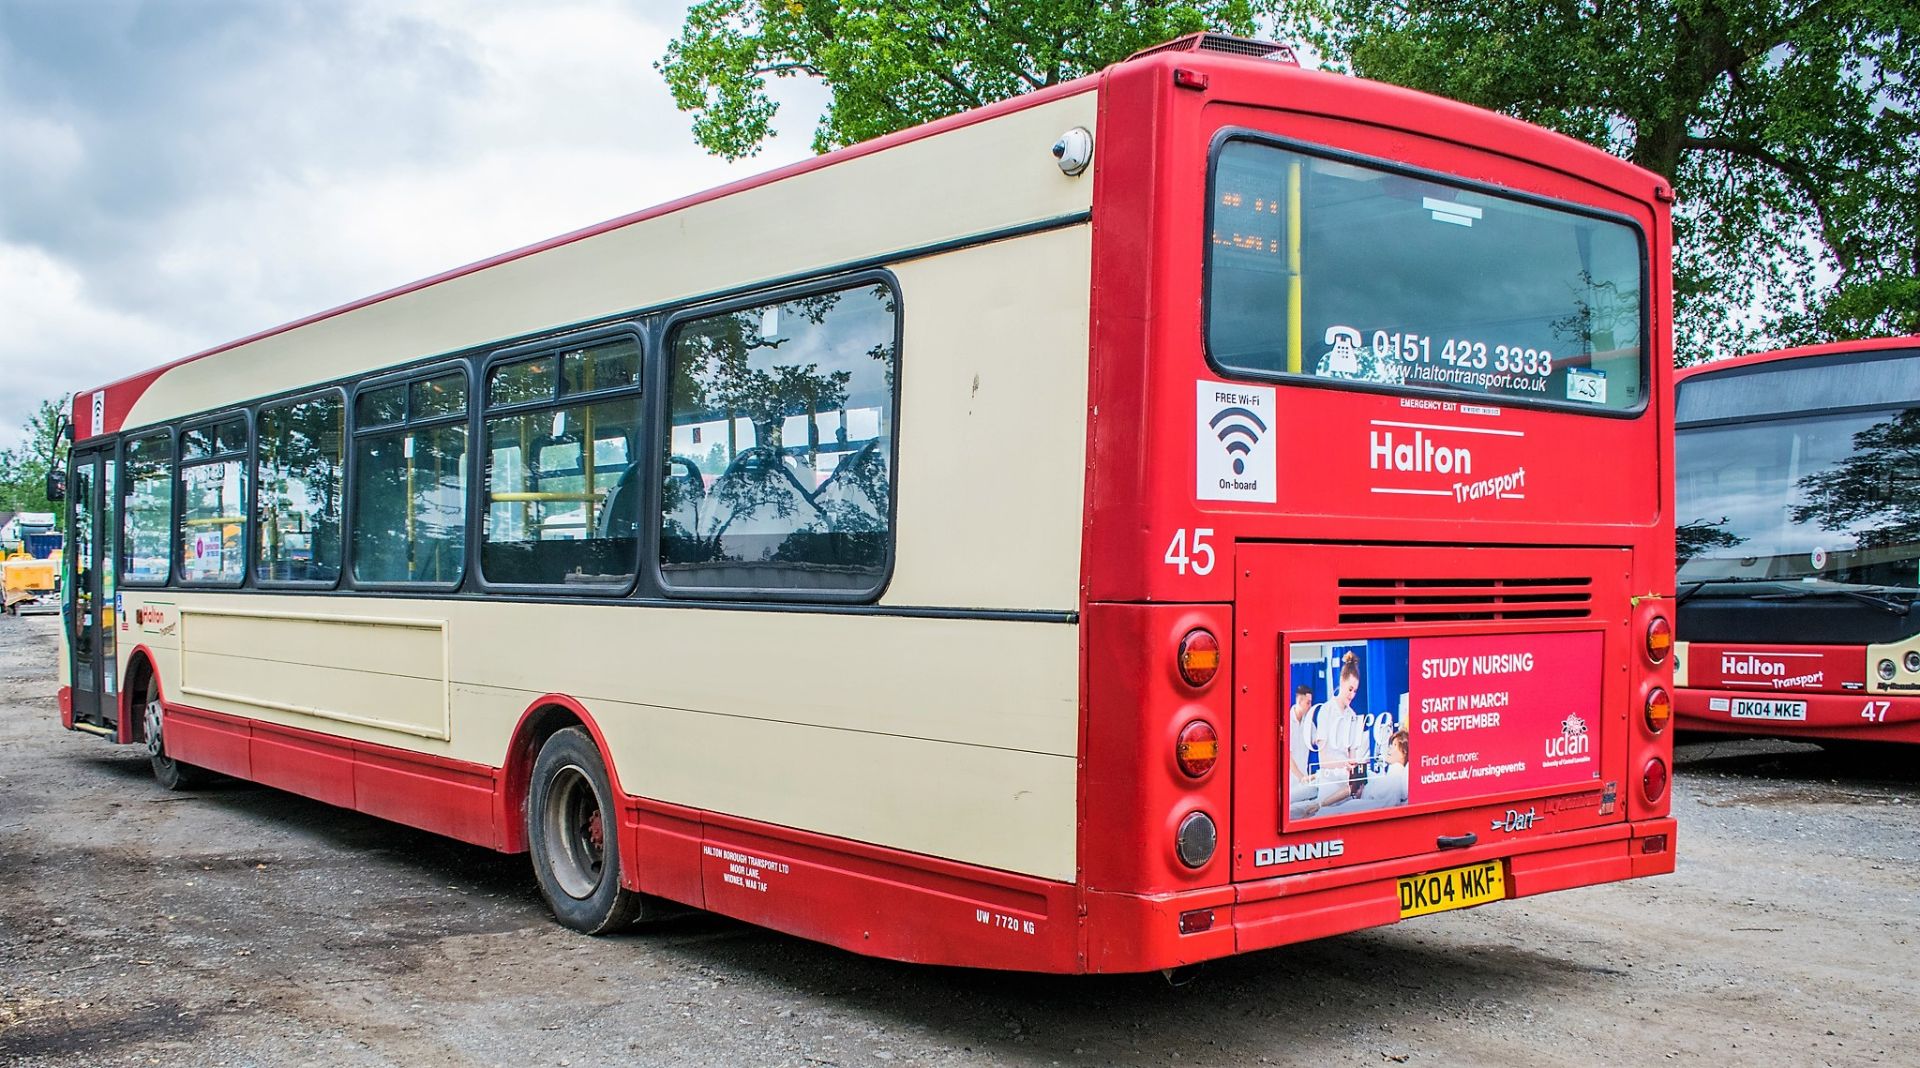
[53,35,1676,973]
[1675,336,1920,746]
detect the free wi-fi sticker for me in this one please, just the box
[1197,380,1276,502]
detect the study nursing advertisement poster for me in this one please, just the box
[1286,632,1602,824]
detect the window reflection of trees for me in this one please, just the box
[662,284,896,588]
[257,398,344,583]
[1789,410,1920,584]
[1675,516,1745,570]
[353,425,467,584]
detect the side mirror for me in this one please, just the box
[44,467,66,503]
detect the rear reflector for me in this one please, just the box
[1176,720,1219,778]
[1642,757,1669,804]
[1175,811,1218,869]
[1179,908,1215,934]
[1640,834,1669,855]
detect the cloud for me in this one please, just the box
[0,0,828,446]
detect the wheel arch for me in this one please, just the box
[120,644,164,746]
[499,694,627,855]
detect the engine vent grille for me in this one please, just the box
[1338,576,1594,624]
[1125,33,1299,65]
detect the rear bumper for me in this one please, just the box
[1084,819,1676,973]
[1676,687,1920,745]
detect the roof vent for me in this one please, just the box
[1125,33,1299,66]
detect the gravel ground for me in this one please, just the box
[1,613,1914,1067]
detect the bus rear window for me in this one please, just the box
[1206,138,1645,413]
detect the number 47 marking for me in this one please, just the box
[1861,700,1890,723]
[1164,528,1215,576]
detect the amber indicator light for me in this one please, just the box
[1176,720,1220,778]
[1178,629,1221,688]
[1646,617,1672,664]
[1644,687,1672,734]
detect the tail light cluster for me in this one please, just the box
[1173,627,1221,870]
[1636,612,1674,814]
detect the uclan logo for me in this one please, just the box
[1545,714,1591,759]
[1722,653,1787,676]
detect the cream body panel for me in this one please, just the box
[616,703,1077,881]
[122,91,1097,432]
[177,608,449,739]
[883,229,1090,611]
[119,590,1080,878]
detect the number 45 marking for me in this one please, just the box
[1164,528,1215,576]
[1862,700,1890,723]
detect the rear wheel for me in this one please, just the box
[143,675,207,791]
[527,727,645,934]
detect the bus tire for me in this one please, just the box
[527,726,644,935]
[143,675,207,791]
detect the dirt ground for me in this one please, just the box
[1,613,1913,1068]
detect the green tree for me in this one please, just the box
[1285,0,1919,358]
[0,398,69,515]
[659,0,1263,159]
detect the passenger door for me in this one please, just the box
[66,447,117,732]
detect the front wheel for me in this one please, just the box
[527,727,646,934]
[144,676,207,791]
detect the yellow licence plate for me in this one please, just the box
[1397,860,1506,918]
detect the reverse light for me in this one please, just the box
[1176,720,1220,778]
[1644,687,1672,734]
[1642,757,1669,804]
[1906,651,1920,674]
[1175,811,1218,869]
[1879,658,1897,681]
[1178,629,1221,688]
[1645,617,1672,664]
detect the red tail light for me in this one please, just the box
[1642,757,1669,803]
[1175,720,1219,778]
[1644,687,1672,734]
[1646,616,1672,664]
[1177,629,1220,688]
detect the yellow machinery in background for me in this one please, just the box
[3,534,62,615]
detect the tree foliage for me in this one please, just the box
[659,0,1261,159]
[1285,0,1920,358]
[0,398,69,515]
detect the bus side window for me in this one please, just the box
[255,393,345,584]
[661,281,898,594]
[121,431,174,585]
[480,335,644,589]
[350,371,469,586]
[177,413,249,586]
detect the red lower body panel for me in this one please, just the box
[162,702,502,849]
[136,700,1669,972]
[1676,687,1920,745]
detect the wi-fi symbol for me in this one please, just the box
[1209,406,1268,474]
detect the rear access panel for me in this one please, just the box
[1232,543,1634,883]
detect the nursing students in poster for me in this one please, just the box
[1286,641,1412,821]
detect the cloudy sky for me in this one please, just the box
[0,0,829,447]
